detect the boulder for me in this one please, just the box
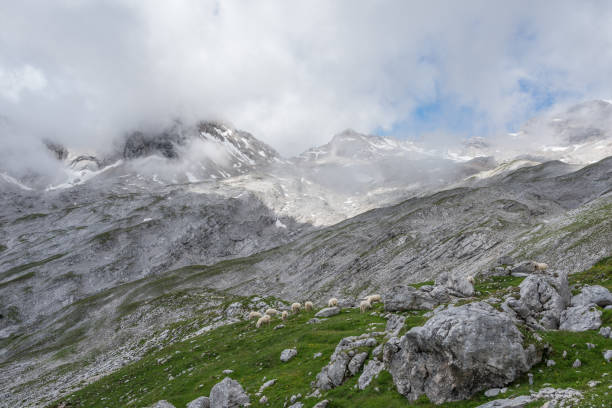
[384,302,540,404]
[603,350,612,362]
[503,273,569,329]
[312,400,329,408]
[435,272,475,297]
[280,348,297,362]
[315,307,340,317]
[383,285,438,311]
[187,396,210,408]
[559,305,602,331]
[599,326,611,338]
[358,359,384,390]
[571,285,612,307]
[209,377,250,408]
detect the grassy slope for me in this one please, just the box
[51,259,612,408]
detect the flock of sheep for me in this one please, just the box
[249,295,382,328]
[247,264,549,329]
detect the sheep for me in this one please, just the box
[304,301,313,312]
[281,310,289,320]
[360,300,371,313]
[291,302,301,313]
[367,294,382,304]
[534,262,548,271]
[256,314,271,328]
[466,275,475,285]
[328,297,338,307]
[248,311,262,320]
[265,308,279,316]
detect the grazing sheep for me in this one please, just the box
[281,310,289,320]
[291,302,302,313]
[360,300,371,313]
[304,301,313,311]
[256,315,271,328]
[328,298,338,307]
[265,308,279,316]
[367,294,382,303]
[466,275,475,285]
[534,262,548,271]
[248,311,262,320]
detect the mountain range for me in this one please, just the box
[1,100,612,407]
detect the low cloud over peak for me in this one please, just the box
[2,0,612,173]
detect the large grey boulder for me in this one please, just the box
[384,302,540,404]
[503,273,570,329]
[209,377,250,408]
[435,272,475,297]
[383,285,438,311]
[571,285,612,307]
[315,307,340,317]
[559,305,602,331]
[187,396,210,408]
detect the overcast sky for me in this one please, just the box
[2,0,612,162]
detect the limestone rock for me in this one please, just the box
[384,302,540,404]
[385,314,406,336]
[315,307,340,317]
[209,377,250,408]
[383,285,438,311]
[435,272,475,297]
[358,359,384,390]
[571,285,612,307]
[187,396,210,408]
[559,305,602,331]
[280,348,297,362]
[503,273,569,329]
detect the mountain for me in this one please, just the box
[1,100,612,406]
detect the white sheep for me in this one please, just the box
[248,311,262,320]
[265,308,279,316]
[304,301,313,312]
[256,314,271,328]
[367,294,382,303]
[281,310,289,320]
[328,297,338,307]
[534,262,548,271]
[291,302,302,313]
[360,300,371,313]
[466,275,475,285]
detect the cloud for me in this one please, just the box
[1,0,612,169]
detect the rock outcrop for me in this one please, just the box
[313,334,378,391]
[384,302,540,404]
[502,272,570,329]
